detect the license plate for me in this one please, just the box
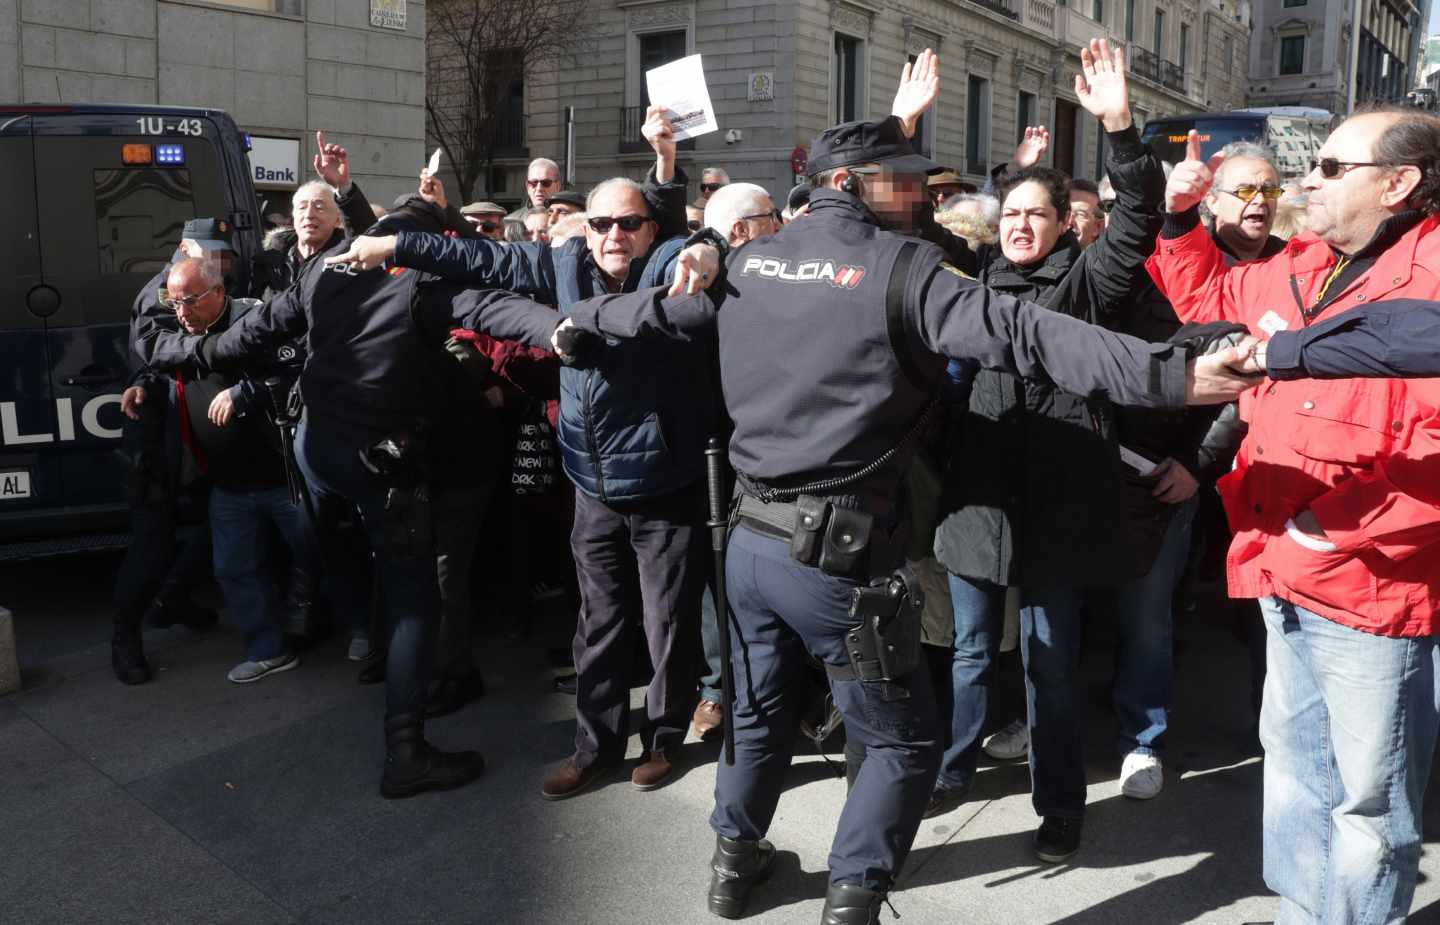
[0,470,31,500]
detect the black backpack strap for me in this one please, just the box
[886,241,929,391]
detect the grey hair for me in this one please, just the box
[586,177,649,213]
[529,157,561,176]
[1200,142,1278,222]
[702,166,731,184]
[940,192,1000,229]
[169,255,224,291]
[292,179,338,210]
[704,183,772,241]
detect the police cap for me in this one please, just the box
[545,190,586,210]
[806,116,942,176]
[181,217,234,252]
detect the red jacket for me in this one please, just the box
[1146,217,1440,637]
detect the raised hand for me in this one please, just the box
[323,234,397,271]
[641,103,677,182]
[1074,38,1131,132]
[1012,126,1050,170]
[313,130,352,193]
[891,48,939,139]
[419,170,447,210]
[1165,130,1228,214]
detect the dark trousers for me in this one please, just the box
[209,484,318,661]
[570,485,706,764]
[434,481,490,679]
[711,525,940,890]
[112,496,212,629]
[937,574,1006,791]
[296,418,439,717]
[1019,585,1088,819]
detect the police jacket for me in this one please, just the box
[933,126,1173,587]
[389,197,713,503]
[460,191,1196,564]
[256,182,378,299]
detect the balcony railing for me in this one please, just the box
[1129,46,1186,94]
[966,0,1019,20]
[1025,0,1055,31]
[620,105,696,154]
[491,114,528,159]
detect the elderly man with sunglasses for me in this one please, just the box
[1147,109,1440,925]
[329,104,710,801]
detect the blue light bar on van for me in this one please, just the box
[243,133,253,151]
[155,144,184,165]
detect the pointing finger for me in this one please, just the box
[1186,129,1202,162]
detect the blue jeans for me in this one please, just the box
[209,485,318,661]
[1020,585,1087,819]
[1259,596,1440,925]
[936,574,1005,790]
[1110,496,1196,757]
[296,417,440,717]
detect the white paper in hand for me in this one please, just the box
[645,54,719,141]
[425,148,441,176]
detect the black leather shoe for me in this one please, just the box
[922,781,970,819]
[425,673,487,719]
[1034,816,1083,864]
[147,600,218,632]
[380,713,485,799]
[111,627,151,686]
[707,834,775,919]
[821,883,883,924]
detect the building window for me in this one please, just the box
[1017,91,1036,143]
[1283,0,1307,6]
[1154,9,1166,60]
[966,75,991,175]
[1125,0,1136,42]
[1280,35,1305,75]
[1179,23,1189,69]
[834,33,864,124]
[1092,0,1104,24]
[1224,34,1234,72]
[639,30,688,107]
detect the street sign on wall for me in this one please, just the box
[370,0,406,30]
[247,136,300,190]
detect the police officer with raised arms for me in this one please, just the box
[531,42,1263,924]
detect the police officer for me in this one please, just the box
[525,112,1261,924]
[135,199,564,798]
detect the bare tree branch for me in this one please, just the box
[426,0,591,203]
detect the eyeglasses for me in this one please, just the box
[1220,185,1284,203]
[527,178,557,189]
[587,215,652,234]
[740,209,781,225]
[700,182,725,192]
[163,285,220,310]
[479,222,500,233]
[1098,199,1117,214]
[1310,158,1391,179]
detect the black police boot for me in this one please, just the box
[380,712,485,799]
[820,883,884,925]
[706,834,775,919]
[111,624,152,686]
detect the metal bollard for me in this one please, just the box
[0,607,18,696]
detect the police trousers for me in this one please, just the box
[710,524,940,890]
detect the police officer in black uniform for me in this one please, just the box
[520,114,1262,923]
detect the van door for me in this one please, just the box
[31,114,224,509]
[0,114,58,521]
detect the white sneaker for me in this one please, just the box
[347,635,374,662]
[982,718,1030,760]
[1119,750,1164,800]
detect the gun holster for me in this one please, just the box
[381,483,433,560]
[838,567,924,695]
[788,494,873,579]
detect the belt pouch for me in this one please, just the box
[819,505,872,578]
[790,494,828,566]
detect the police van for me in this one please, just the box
[1,105,261,559]
[1140,107,1333,179]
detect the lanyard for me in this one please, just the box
[1289,255,1352,327]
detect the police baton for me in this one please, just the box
[705,438,736,766]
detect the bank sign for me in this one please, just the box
[248,136,300,190]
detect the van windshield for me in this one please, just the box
[1141,117,1269,164]
[94,168,195,277]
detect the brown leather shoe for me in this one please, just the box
[541,755,610,801]
[631,750,673,790]
[692,700,723,740]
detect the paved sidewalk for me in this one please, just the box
[3,554,1440,924]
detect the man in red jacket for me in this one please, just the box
[1147,110,1440,925]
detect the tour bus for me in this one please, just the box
[1140,107,1334,179]
[0,104,261,559]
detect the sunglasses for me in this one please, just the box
[479,221,500,233]
[687,220,702,231]
[1098,199,1117,214]
[1310,158,1392,179]
[740,209,781,224]
[587,215,652,234]
[163,285,220,310]
[700,182,725,192]
[1220,185,1284,202]
[527,178,557,188]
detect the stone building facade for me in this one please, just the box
[1247,0,1424,115]
[0,0,427,208]
[468,0,1250,208]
